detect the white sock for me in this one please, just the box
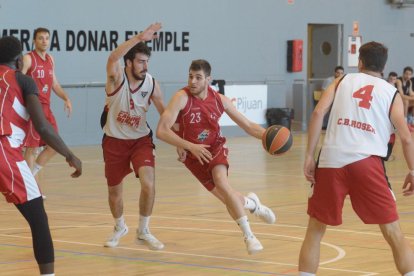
[138,215,150,234]
[114,215,126,228]
[41,274,55,276]
[404,272,414,276]
[298,272,315,276]
[243,196,257,211]
[32,162,43,176]
[236,216,253,239]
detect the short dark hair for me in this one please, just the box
[334,66,344,72]
[123,42,151,65]
[34,27,50,40]
[358,41,388,73]
[0,36,22,64]
[403,66,413,74]
[388,71,398,77]
[189,59,211,77]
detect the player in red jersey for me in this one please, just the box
[0,36,81,276]
[157,59,276,255]
[22,27,73,197]
[299,42,414,275]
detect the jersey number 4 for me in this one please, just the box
[352,85,374,109]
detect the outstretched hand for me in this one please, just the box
[66,154,82,178]
[138,22,162,42]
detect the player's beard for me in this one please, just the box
[190,81,209,97]
[131,64,146,81]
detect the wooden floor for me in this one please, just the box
[1,132,414,275]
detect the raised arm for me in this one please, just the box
[106,22,162,94]
[220,94,265,139]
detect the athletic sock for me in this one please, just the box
[32,162,43,176]
[115,215,126,228]
[298,272,315,276]
[138,215,150,234]
[243,196,257,211]
[236,216,253,239]
[41,274,55,276]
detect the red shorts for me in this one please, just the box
[308,156,398,226]
[0,137,41,204]
[24,104,58,147]
[184,144,229,191]
[102,134,155,186]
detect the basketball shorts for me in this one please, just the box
[184,144,229,191]
[0,136,41,204]
[24,104,58,148]
[102,134,155,186]
[308,155,398,226]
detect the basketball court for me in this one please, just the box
[1,132,413,275]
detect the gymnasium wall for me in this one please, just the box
[1,0,413,145]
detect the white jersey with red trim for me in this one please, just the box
[319,73,397,168]
[104,72,154,139]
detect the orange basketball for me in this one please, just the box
[262,125,293,155]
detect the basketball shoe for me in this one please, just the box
[247,192,276,224]
[244,235,263,255]
[104,224,128,247]
[136,230,164,250]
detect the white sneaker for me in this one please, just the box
[244,235,263,255]
[104,225,128,248]
[136,232,164,250]
[247,192,276,224]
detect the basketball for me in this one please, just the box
[262,125,293,155]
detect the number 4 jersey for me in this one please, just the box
[319,73,398,168]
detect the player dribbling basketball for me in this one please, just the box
[156,59,276,255]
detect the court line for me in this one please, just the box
[0,243,286,276]
[0,226,376,275]
[1,211,412,239]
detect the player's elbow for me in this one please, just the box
[156,124,166,141]
[400,134,413,148]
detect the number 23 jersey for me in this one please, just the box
[176,86,226,147]
[319,73,398,168]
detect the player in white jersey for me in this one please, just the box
[101,22,165,250]
[299,42,414,275]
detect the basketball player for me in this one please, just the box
[299,42,414,275]
[22,27,73,197]
[156,59,276,255]
[0,36,82,276]
[388,71,398,86]
[101,22,165,250]
[396,67,414,124]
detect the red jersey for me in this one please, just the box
[0,65,37,147]
[26,51,54,105]
[176,86,226,147]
